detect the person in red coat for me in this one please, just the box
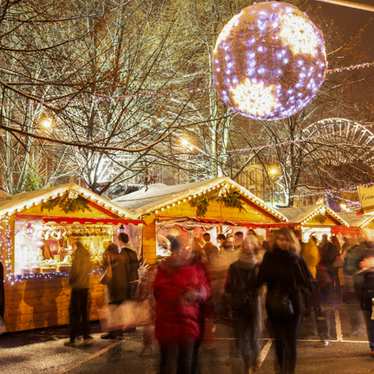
[154,235,211,374]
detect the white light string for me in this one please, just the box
[327,61,374,74]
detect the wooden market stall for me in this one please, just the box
[114,177,288,264]
[279,204,349,242]
[339,213,374,240]
[0,183,140,332]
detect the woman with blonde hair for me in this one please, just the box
[257,228,311,374]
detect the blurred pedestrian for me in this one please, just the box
[137,263,157,356]
[202,233,219,263]
[0,260,5,335]
[65,240,92,347]
[302,237,319,280]
[225,235,261,374]
[258,228,311,374]
[301,237,330,346]
[153,235,211,374]
[0,260,4,319]
[234,231,245,251]
[318,235,339,303]
[353,250,374,357]
[217,233,226,251]
[101,230,139,340]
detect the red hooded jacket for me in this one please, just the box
[153,256,211,343]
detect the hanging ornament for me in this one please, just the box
[213,1,327,121]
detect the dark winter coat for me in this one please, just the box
[225,260,259,318]
[69,247,92,289]
[153,256,211,343]
[103,247,139,303]
[0,262,4,318]
[319,242,339,269]
[257,247,312,319]
[353,267,374,311]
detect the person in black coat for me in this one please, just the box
[353,248,374,357]
[257,228,311,374]
[225,235,261,374]
[0,261,4,319]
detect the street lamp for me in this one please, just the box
[40,117,53,130]
[267,164,281,206]
[180,137,194,151]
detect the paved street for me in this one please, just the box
[69,338,374,374]
[1,303,373,374]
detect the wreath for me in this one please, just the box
[41,192,91,213]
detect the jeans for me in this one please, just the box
[69,288,90,342]
[363,310,374,351]
[270,316,300,374]
[231,315,259,372]
[159,340,196,374]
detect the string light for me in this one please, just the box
[327,61,374,74]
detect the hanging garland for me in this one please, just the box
[190,196,209,217]
[189,190,244,217]
[41,191,91,213]
[217,190,244,211]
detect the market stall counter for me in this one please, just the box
[0,183,141,332]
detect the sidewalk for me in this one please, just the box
[0,330,123,374]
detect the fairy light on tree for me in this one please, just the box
[213,1,327,121]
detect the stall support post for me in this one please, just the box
[142,216,157,264]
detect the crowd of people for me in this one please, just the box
[63,227,374,374]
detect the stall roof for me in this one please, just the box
[0,183,137,219]
[279,204,349,226]
[114,177,288,222]
[339,212,374,228]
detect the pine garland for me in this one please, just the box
[41,192,91,213]
[189,189,243,216]
[217,190,244,211]
[190,196,209,217]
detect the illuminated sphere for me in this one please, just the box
[213,2,327,121]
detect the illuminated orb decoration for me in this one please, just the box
[213,1,327,121]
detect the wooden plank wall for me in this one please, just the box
[4,275,105,332]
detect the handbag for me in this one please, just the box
[267,289,294,319]
[100,253,113,285]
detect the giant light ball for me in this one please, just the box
[213,2,327,121]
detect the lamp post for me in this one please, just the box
[268,165,281,206]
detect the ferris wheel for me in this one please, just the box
[301,118,374,185]
[303,117,374,162]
